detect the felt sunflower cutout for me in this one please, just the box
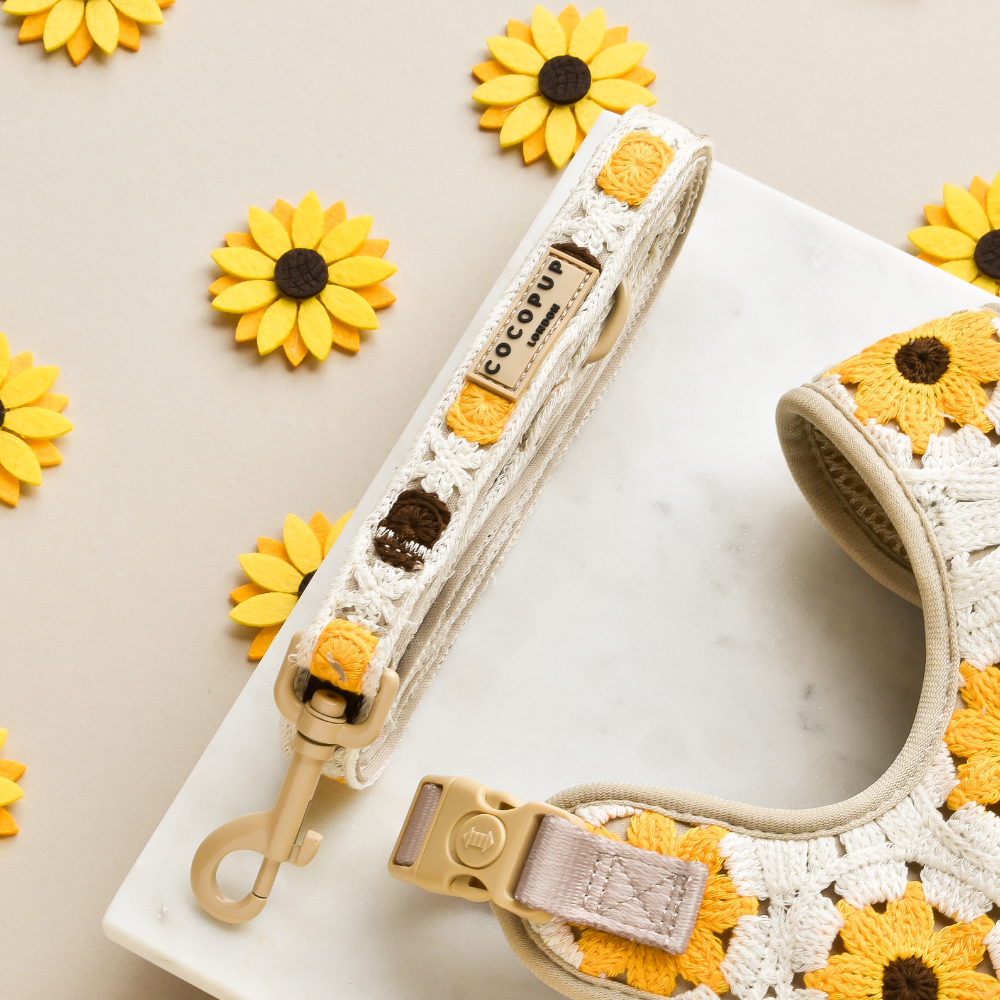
[210,193,397,367]
[0,333,73,508]
[829,310,1000,455]
[3,0,172,66]
[472,5,656,168]
[230,510,352,660]
[945,662,1000,810]
[804,881,999,1000]
[574,811,757,995]
[909,174,1000,295]
[0,728,26,837]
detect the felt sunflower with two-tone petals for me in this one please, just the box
[229,510,352,660]
[473,5,656,168]
[0,334,72,508]
[0,728,25,837]
[3,0,171,66]
[210,193,397,367]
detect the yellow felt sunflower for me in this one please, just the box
[0,333,72,508]
[804,881,999,1000]
[210,193,397,366]
[945,661,1000,810]
[909,174,1000,295]
[230,510,352,660]
[829,310,1000,455]
[574,811,757,996]
[473,5,656,168]
[0,728,25,837]
[3,0,171,66]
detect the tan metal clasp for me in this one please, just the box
[191,632,398,924]
[387,775,586,920]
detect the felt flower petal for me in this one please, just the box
[0,467,18,506]
[531,4,566,59]
[292,191,324,250]
[908,226,977,261]
[588,79,657,111]
[574,97,602,134]
[0,366,58,409]
[500,95,551,148]
[472,74,539,106]
[588,42,647,80]
[522,126,547,164]
[480,106,514,129]
[329,317,360,353]
[0,430,42,485]
[229,592,298,627]
[318,215,373,264]
[43,0,83,50]
[3,0,55,13]
[283,514,322,575]
[248,207,292,260]
[357,284,396,308]
[2,406,73,439]
[109,0,161,23]
[545,105,577,168]
[212,280,280,314]
[327,256,397,288]
[323,201,347,233]
[0,760,25,782]
[0,776,23,809]
[487,35,544,75]
[987,171,1000,232]
[85,0,118,51]
[473,60,508,82]
[37,392,68,412]
[320,285,379,330]
[116,8,139,49]
[568,7,606,62]
[943,183,991,241]
[256,297,298,355]
[297,296,334,361]
[507,18,532,43]
[28,438,61,466]
[65,17,94,65]
[324,509,352,555]
[940,259,980,283]
[248,624,281,660]
[235,308,265,342]
[238,553,303,594]
[211,248,276,279]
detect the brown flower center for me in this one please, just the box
[538,55,591,105]
[274,248,329,299]
[882,956,938,1000]
[374,489,452,572]
[0,399,5,430]
[296,570,315,597]
[894,336,951,384]
[974,229,1000,280]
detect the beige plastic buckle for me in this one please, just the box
[388,775,587,920]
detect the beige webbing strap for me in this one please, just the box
[514,815,707,954]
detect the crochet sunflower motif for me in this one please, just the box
[473,5,656,168]
[3,0,171,65]
[230,511,351,661]
[909,174,1000,295]
[0,333,73,508]
[0,728,25,837]
[211,193,397,366]
[945,662,1000,810]
[804,881,999,1000]
[828,310,1000,455]
[574,811,757,996]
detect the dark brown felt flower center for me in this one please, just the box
[894,337,951,384]
[975,229,1000,280]
[274,248,329,300]
[297,570,315,598]
[0,400,5,430]
[538,55,591,105]
[882,956,938,1000]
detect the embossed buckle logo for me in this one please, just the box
[462,826,495,852]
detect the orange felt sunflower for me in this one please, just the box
[473,5,656,168]
[909,174,1000,295]
[0,333,73,508]
[0,728,25,837]
[230,511,352,660]
[574,811,757,996]
[3,0,172,66]
[828,310,1000,455]
[210,193,397,367]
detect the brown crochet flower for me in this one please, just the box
[374,489,451,571]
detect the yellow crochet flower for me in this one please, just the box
[804,881,999,1000]
[945,662,1000,810]
[210,193,397,366]
[230,510,351,660]
[0,333,73,508]
[575,812,757,996]
[473,5,656,168]
[909,174,1000,295]
[0,728,25,837]
[829,310,1000,455]
[3,0,171,66]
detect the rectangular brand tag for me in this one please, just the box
[466,247,600,403]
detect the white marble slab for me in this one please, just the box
[103,117,991,999]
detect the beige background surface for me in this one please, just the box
[1,2,999,997]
